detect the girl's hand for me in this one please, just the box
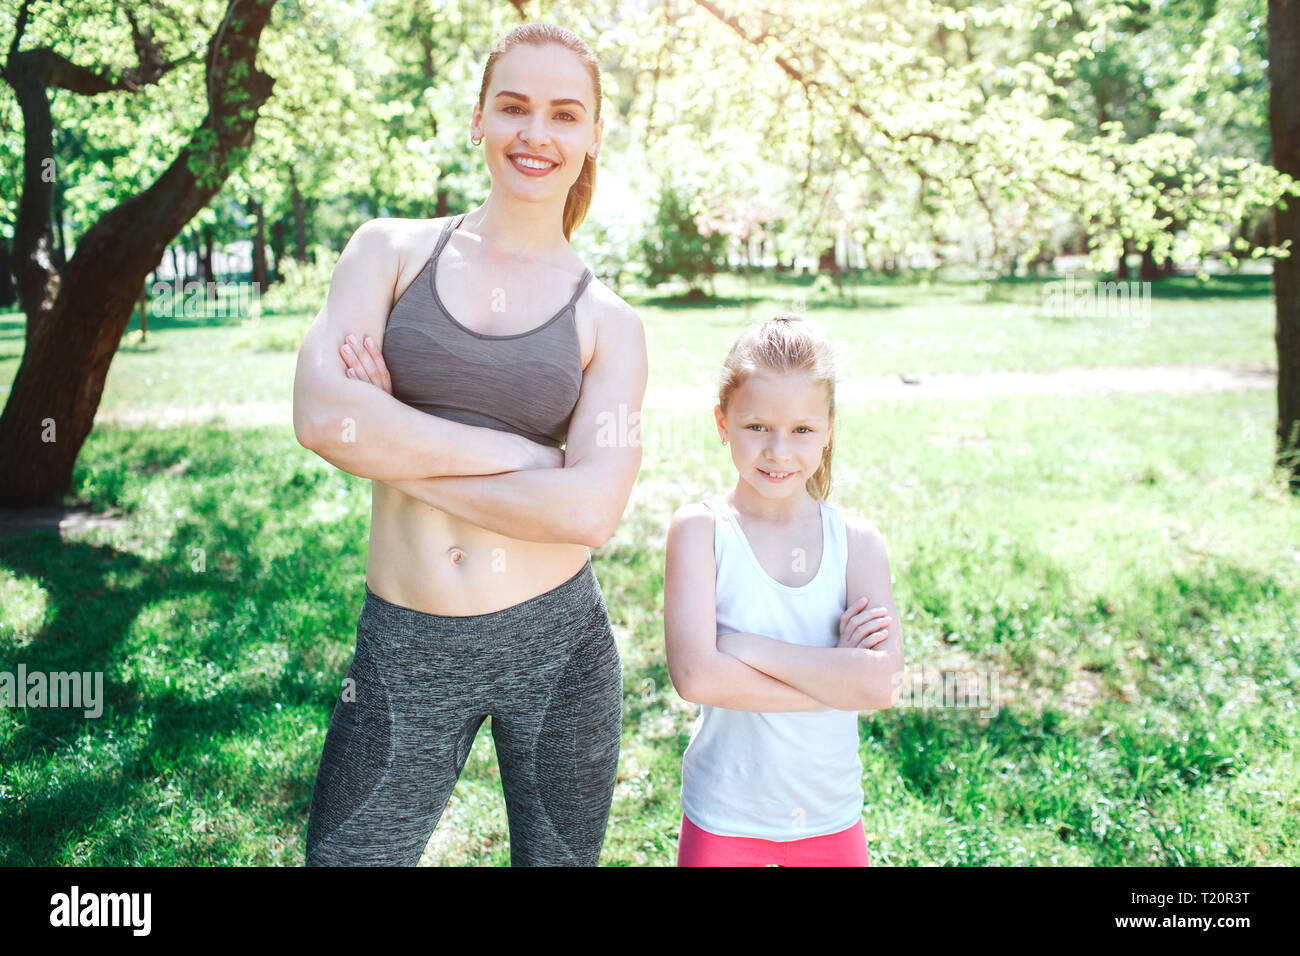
[838,597,891,649]
[340,333,392,395]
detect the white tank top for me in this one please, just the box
[679,493,865,840]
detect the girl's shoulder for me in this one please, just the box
[667,495,730,542]
[694,493,738,522]
[836,508,892,595]
[832,506,886,547]
[671,496,722,525]
[665,500,719,570]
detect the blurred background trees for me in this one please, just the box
[2,0,1297,502]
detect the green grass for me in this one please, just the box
[639,272,1276,387]
[0,272,1275,414]
[1,273,1296,865]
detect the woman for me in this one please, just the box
[291,22,647,866]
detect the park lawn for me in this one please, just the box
[1,378,1296,865]
[634,271,1277,387]
[0,272,1276,418]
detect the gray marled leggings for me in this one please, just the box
[305,558,623,866]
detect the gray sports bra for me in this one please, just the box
[381,214,592,448]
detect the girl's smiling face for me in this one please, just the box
[716,369,833,498]
[471,43,602,201]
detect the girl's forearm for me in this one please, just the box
[720,632,899,711]
[680,648,836,712]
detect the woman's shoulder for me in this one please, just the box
[578,274,646,376]
[583,273,641,325]
[357,215,454,250]
[342,216,451,268]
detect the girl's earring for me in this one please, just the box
[470,134,483,146]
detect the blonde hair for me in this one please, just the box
[718,315,838,501]
[477,22,600,241]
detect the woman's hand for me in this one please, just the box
[518,439,566,471]
[340,333,391,394]
[837,597,891,649]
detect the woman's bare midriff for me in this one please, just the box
[361,215,599,617]
[365,486,592,615]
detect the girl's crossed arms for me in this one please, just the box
[665,505,904,713]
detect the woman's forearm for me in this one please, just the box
[301,381,531,481]
[385,460,599,547]
[720,632,899,711]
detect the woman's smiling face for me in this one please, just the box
[716,369,833,497]
[472,43,602,200]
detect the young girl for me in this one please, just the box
[663,315,904,866]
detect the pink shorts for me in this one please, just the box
[676,813,871,867]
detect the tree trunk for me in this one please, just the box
[184,228,200,280]
[52,179,67,271]
[136,276,149,341]
[818,243,838,274]
[5,34,61,352]
[0,0,279,507]
[201,224,217,306]
[290,165,308,262]
[250,197,269,290]
[201,224,216,285]
[1270,0,1300,490]
[269,219,286,279]
[1139,245,1161,281]
[0,236,15,307]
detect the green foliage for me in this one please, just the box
[3,0,1290,286]
[259,243,337,316]
[572,212,642,296]
[638,184,729,294]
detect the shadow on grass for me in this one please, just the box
[1150,274,1273,299]
[0,420,1291,864]
[0,449,363,864]
[638,291,763,310]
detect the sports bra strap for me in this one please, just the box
[568,269,594,308]
[432,213,467,260]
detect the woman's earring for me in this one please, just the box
[470,134,483,146]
